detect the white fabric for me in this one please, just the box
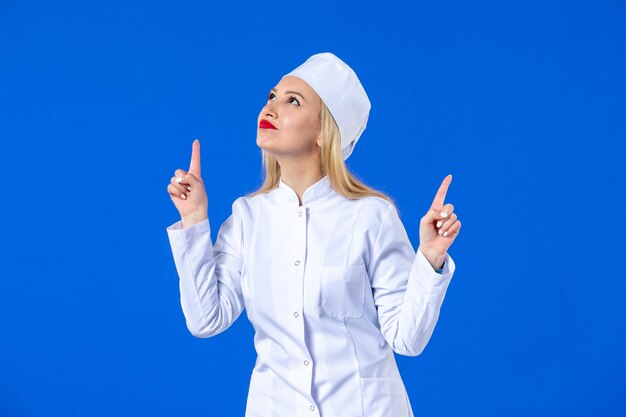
[283,52,371,161]
[166,175,455,417]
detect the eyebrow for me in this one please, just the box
[270,87,307,102]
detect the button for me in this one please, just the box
[298,210,303,217]
[304,360,309,366]
[294,260,300,266]
[310,405,316,411]
[293,311,299,317]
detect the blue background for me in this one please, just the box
[1,0,624,416]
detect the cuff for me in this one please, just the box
[166,218,211,242]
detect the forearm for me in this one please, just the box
[387,250,455,356]
[166,218,244,338]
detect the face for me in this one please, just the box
[257,75,322,159]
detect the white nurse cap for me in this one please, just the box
[282,52,371,160]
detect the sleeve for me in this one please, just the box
[368,204,456,356]
[165,199,245,338]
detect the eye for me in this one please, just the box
[266,92,300,107]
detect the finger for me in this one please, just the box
[442,220,461,238]
[430,174,452,209]
[437,212,457,231]
[436,204,455,228]
[423,206,449,225]
[438,213,458,234]
[442,203,454,215]
[174,169,190,186]
[437,203,454,227]
[168,183,188,200]
[170,176,191,195]
[188,139,201,178]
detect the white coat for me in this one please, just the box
[166,174,456,417]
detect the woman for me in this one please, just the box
[165,52,461,417]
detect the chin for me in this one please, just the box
[256,137,275,153]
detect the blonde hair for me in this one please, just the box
[245,100,398,212]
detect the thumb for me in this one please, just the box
[422,206,449,224]
[184,171,203,188]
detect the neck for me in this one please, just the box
[278,165,324,206]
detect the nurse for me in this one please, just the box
[166,52,461,417]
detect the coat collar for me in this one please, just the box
[275,174,333,207]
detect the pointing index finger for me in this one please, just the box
[430,174,452,209]
[188,139,201,177]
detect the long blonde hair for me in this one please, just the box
[245,100,398,212]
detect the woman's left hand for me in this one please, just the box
[418,175,461,269]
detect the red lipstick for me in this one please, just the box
[259,119,277,129]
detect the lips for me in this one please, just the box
[259,120,277,129]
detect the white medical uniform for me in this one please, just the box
[166,174,456,417]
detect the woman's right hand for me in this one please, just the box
[167,139,208,227]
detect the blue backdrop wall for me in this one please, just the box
[1,1,624,416]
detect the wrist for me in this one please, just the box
[182,211,208,228]
[419,246,446,270]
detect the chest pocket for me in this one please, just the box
[321,264,366,318]
[320,200,367,319]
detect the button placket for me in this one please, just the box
[293,207,303,266]
[291,204,316,413]
[291,207,304,316]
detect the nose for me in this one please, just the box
[263,100,277,118]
